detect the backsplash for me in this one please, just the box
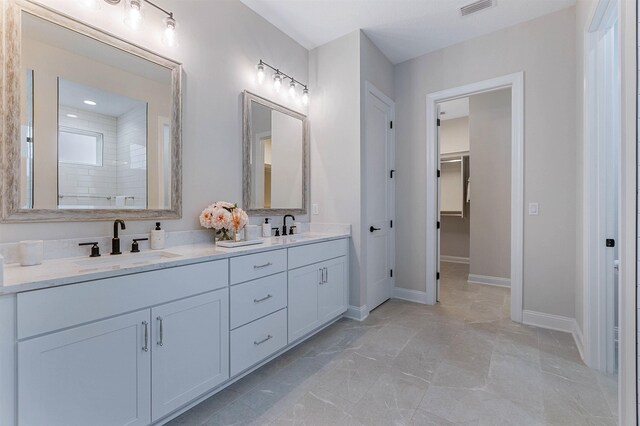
[0,222,349,264]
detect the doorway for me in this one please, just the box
[425,73,524,322]
[364,82,395,312]
[584,0,620,379]
[437,91,512,315]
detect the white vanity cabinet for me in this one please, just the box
[5,235,350,426]
[16,260,229,426]
[18,310,152,426]
[151,289,229,421]
[287,239,348,343]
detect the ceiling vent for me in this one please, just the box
[460,0,495,16]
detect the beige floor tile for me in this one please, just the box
[167,262,616,426]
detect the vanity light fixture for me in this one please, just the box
[83,100,97,106]
[273,72,283,92]
[288,80,296,98]
[257,62,266,84]
[97,0,178,47]
[124,0,143,30]
[255,60,309,104]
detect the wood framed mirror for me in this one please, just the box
[1,0,182,222]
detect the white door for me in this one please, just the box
[436,112,442,302]
[151,289,229,421]
[596,16,620,375]
[318,256,347,323]
[365,83,395,311]
[18,310,151,426]
[288,263,321,342]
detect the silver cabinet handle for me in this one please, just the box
[319,268,323,285]
[142,321,149,352]
[254,294,273,303]
[254,335,273,346]
[253,262,273,269]
[324,267,328,283]
[157,316,164,346]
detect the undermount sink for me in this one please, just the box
[75,251,182,270]
[275,233,319,242]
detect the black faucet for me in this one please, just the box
[282,214,295,236]
[111,219,126,255]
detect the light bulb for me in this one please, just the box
[257,63,265,84]
[273,73,282,92]
[288,80,296,98]
[301,87,309,106]
[125,0,143,30]
[162,16,177,47]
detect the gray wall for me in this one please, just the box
[468,89,511,280]
[309,31,362,306]
[309,30,394,308]
[2,0,309,242]
[394,7,577,319]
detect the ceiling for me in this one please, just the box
[59,79,145,117]
[240,0,575,64]
[439,97,469,120]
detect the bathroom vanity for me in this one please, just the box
[0,233,349,426]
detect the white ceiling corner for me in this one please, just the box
[240,0,576,64]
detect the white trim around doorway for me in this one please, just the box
[425,72,525,323]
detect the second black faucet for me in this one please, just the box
[111,219,126,255]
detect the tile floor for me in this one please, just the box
[167,262,618,425]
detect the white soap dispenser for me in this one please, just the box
[262,218,271,238]
[150,222,165,250]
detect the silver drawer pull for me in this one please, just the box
[142,321,149,352]
[157,316,164,346]
[253,262,273,269]
[254,335,273,346]
[254,294,273,303]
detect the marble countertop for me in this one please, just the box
[0,232,350,295]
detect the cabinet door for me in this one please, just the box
[288,263,321,343]
[151,288,229,421]
[18,310,151,426]
[318,256,348,323]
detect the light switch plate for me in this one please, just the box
[528,202,539,216]
[312,204,319,215]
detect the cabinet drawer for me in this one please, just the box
[230,273,287,329]
[230,308,287,376]
[17,260,228,340]
[230,249,286,285]
[288,238,348,270]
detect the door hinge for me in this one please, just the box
[437,118,441,127]
[437,221,440,229]
[436,272,440,280]
[390,220,393,228]
[390,169,395,178]
[390,121,393,129]
[390,269,393,278]
[437,169,441,178]
[606,238,615,248]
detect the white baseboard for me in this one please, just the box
[344,305,369,321]
[467,274,511,288]
[393,287,429,304]
[572,321,585,361]
[522,310,584,361]
[440,255,469,264]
